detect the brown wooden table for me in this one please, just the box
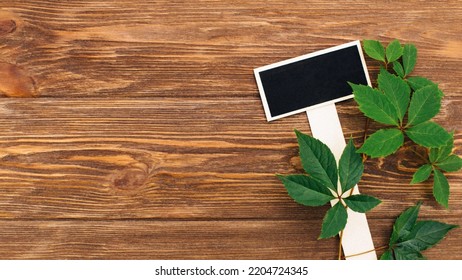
[0,0,460,259]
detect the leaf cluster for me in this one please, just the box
[276,39,458,260]
[411,134,462,207]
[351,40,449,157]
[278,130,381,239]
[350,39,461,207]
[381,202,457,260]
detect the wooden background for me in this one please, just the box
[0,0,460,259]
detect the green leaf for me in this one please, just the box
[363,40,386,62]
[380,250,394,260]
[319,202,348,239]
[339,139,364,193]
[385,202,458,260]
[405,121,452,148]
[277,175,334,206]
[407,85,441,126]
[389,202,421,245]
[393,246,425,260]
[399,221,458,251]
[436,155,462,172]
[402,44,417,76]
[429,132,454,163]
[357,128,404,158]
[377,69,410,122]
[295,130,338,191]
[433,169,450,208]
[350,83,399,126]
[392,61,405,78]
[344,194,381,213]
[411,164,432,184]
[386,39,403,63]
[407,76,444,98]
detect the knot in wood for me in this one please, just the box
[0,62,38,98]
[110,166,150,191]
[0,19,16,36]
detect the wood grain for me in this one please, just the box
[0,219,460,260]
[0,0,461,259]
[0,98,461,221]
[0,0,460,98]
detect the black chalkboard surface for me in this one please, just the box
[254,41,370,121]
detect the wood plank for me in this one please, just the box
[0,1,460,98]
[0,0,460,260]
[0,98,461,221]
[0,219,459,259]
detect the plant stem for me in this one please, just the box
[409,146,429,164]
[348,186,355,197]
[338,230,344,260]
[344,245,389,259]
[362,118,370,162]
[363,118,370,143]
